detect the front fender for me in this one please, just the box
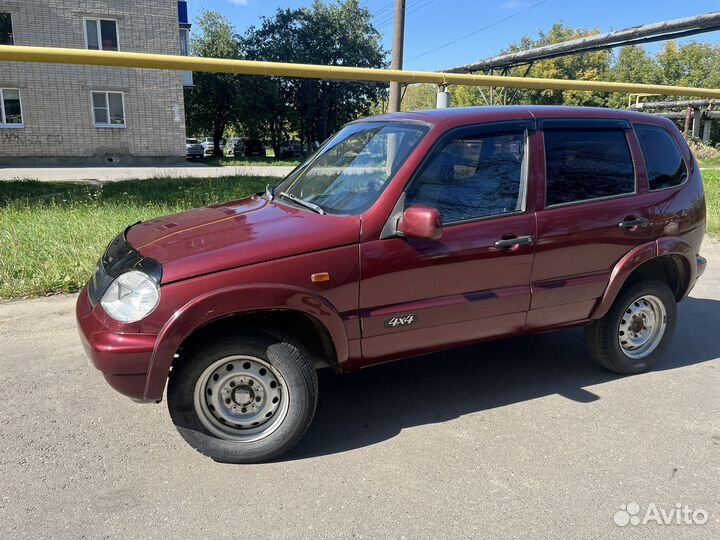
[590,237,696,320]
[142,284,349,401]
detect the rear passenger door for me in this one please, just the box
[528,119,656,329]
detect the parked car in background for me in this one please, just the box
[279,140,304,158]
[224,138,241,157]
[234,138,267,158]
[201,137,224,156]
[78,106,706,464]
[186,138,204,159]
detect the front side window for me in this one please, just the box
[92,91,125,127]
[405,127,527,223]
[273,122,428,215]
[85,19,118,51]
[0,12,13,45]
[0,88,23,126]
[544,127,635,207]
[635,124,688,190]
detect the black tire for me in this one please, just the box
[168,331,318,463]
[585,279,677,374]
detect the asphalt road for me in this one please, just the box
[1,243,719,540]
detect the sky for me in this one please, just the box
[188,0,720,71]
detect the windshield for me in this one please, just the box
[272,122,429,215]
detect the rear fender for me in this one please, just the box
[143,284,348,401]
[590,237,696,320]
[656,236,697,300]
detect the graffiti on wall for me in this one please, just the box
[0,132,65,146]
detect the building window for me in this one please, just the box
[84,18,119,51]
[178,1,189,26]
[0,12,13,45]
[0,88,23,127]
[91,91,125,128]
[179,27,190,56]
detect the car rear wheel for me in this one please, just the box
[168,331,318,463]
[584,279,677,374]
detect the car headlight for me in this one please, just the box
[101,270,160,322]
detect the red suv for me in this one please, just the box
[77,106,707,463]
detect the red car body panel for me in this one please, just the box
[76,106,707,402]
[358,212,535,366]
[126,195,361,284]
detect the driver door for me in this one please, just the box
[358,121,537,365]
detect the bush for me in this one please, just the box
[688,138,720,166]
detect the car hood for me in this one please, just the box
[126,195,361,284]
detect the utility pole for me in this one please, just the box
[388,0,406,113]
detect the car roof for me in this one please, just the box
[360,105,674,130]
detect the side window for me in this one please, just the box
[544,128,635,207]
[0,12,13,45]
[635,124,688,190]
[405,128,526,223]
[0,88,23,126]
[85,19,119,51]
[91,91,125,127]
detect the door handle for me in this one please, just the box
[494,235,534,249]
[618,217,650,230]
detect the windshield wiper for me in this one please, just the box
[265,183,275,201]
[277,191,326,215]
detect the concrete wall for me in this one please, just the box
[0,0,186,163]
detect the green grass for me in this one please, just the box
[703,170,720,238]
[1,171,718,301]
[0,177,268,300]
[699,157,720,169]
[202,156,302,168]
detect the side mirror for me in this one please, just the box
[398,206,443,240]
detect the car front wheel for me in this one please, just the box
[168,331,318,463]
[585,279,677,374]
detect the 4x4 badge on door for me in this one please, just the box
[384,314,417,328]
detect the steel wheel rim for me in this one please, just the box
[618,294,667,359]
[193,355,289,442]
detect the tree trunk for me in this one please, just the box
[213,123,225,157]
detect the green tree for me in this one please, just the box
[452,85,487,107]
[242,0,386,150]
[241,8,299,155]
[184,11,244,156]
[502,24,612,107]
[658,41,720,90]
[401,84,437,111]
[607,45,662,109]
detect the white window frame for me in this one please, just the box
[0,88,24,128]
[83,17,120,51]
[179,27,190,56]
[0,11,14,45]
[91,91,126,128]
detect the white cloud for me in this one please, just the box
[229,0,249,6]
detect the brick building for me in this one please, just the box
[0,0,191,164]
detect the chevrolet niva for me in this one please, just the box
[77,106,707,463]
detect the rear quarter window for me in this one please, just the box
[634,124,688,191]
[544,127,635,207]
